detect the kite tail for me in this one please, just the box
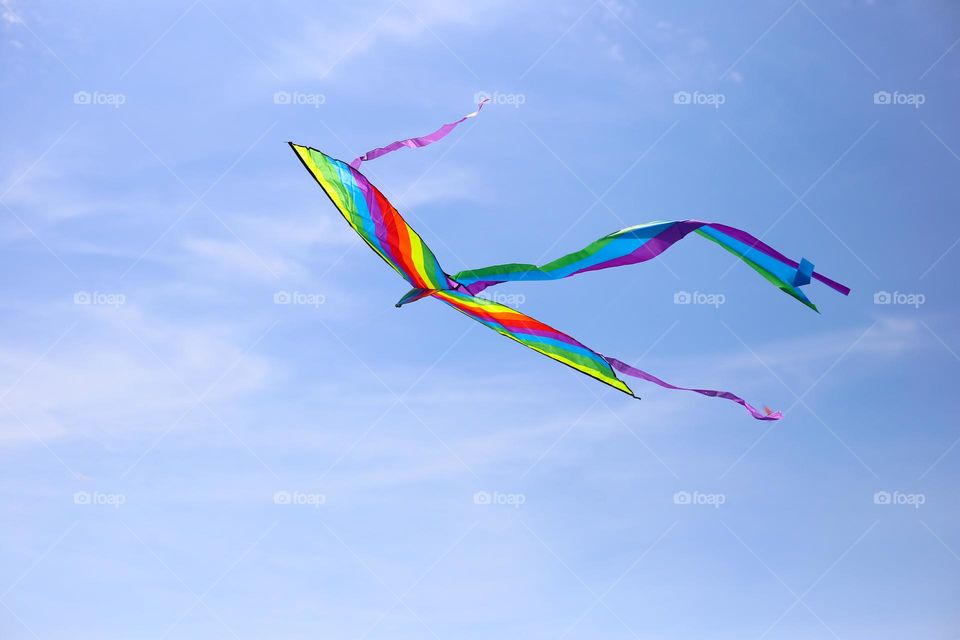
[603,356,783,421]
[349,99,488,170]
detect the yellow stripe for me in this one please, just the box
[406,225,430,285]
[293,144,405,280]
[498,331,633,395]
[438,292,633,395]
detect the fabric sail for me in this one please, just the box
[289,103,850,421]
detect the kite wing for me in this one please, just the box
[287,102,832,420]
[430,288,781,420]
[289,143,451,291]
[450,220,850,312]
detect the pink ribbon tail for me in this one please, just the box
[604,356,783,421]
[350,99,489,170]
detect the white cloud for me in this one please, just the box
[1,0,22,26]
[180,235,301,280]
[0,304,275,447]
[378,164,486,209]
[268,0,519,81]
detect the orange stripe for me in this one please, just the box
[372,186,425,288]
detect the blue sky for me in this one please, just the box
[1,0,959,637]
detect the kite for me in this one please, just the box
[289,101,850,420]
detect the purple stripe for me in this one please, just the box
[706,222,850,296]
[350,100,488,170]
[572,221,703,276]
[349,166,397,265]
[604,356,783,421]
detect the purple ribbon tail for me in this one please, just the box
[604,356,783,422]
[350,99,489,170]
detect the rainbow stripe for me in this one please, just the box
[289,103,850,420]
[430,289,633,395]
[290,143,450,291]
[452,221,850,312]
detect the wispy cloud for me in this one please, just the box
[267,0,518,82]
[0,304,275,446]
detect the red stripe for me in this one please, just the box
[372,185,424,288]
[441,295,578,345]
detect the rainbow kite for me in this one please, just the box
[289,102,849,420]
